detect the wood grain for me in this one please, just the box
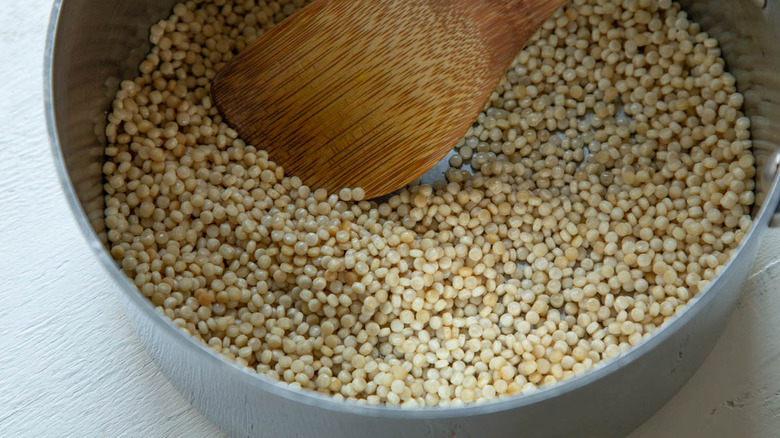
[212,0,567,198]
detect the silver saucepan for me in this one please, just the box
[44,0,780,436]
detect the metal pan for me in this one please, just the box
[44,0,780,436]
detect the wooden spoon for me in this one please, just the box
[212,0,567,199]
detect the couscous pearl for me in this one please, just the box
[104,0,754,407]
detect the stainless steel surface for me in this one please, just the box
[46,0,181,242]
[45,0,780,437]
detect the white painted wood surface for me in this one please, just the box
[0,1,778,436]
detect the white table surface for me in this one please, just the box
[2,1,779,436]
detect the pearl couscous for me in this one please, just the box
[103,0,755,406]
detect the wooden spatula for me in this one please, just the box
[212,0,567,199]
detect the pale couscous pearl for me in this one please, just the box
[103,0,755,406]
